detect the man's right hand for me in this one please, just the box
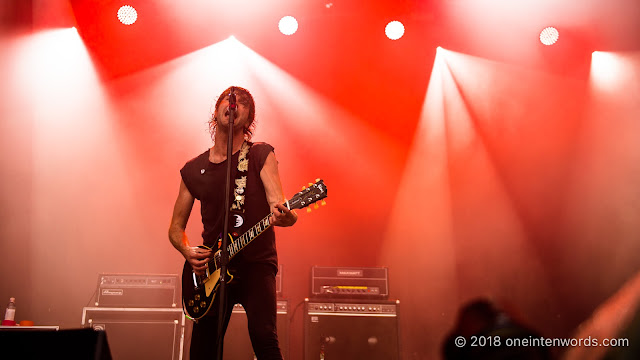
[184,246,213,276]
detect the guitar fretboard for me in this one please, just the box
[227,214,273,259]
[218,179,325,264]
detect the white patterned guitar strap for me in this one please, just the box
[229,141,251,235]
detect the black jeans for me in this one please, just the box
[189,263,283,360]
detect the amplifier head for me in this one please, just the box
[95,273,179,308]
[311,266,389,299]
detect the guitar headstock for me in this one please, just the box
[288,179,327,211]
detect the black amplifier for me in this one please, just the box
[183,300,290,360]
[311,266,389,299]
[95,273,179,308]
[231,300,288,314]
[228,300,289,360]
[304,299,400,360]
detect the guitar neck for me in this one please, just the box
[227,213,273,260]
[223,179,326,261]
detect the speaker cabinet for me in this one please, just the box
[82,307,184,360]
[224,300,289,360]
[304,300,400,360]
[183,300,289,360]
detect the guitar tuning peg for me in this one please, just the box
[315,178,321,182]
[321,200,326,206]
[307,207,312,213]
[308,182,313,187]
[301,185,307,190]
[314,203,319,209]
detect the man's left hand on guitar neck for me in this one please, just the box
[269,203,298,227]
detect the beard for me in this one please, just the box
[216,112,247,134]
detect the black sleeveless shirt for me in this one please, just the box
[180,142,277,269]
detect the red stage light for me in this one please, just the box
[539,27,559,46]
[117,5,138,26]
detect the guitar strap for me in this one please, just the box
[229,141,251,234]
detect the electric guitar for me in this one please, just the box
[182,179,327,320]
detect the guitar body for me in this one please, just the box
[181,248,234,320]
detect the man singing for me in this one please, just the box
[169,86,297,359]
